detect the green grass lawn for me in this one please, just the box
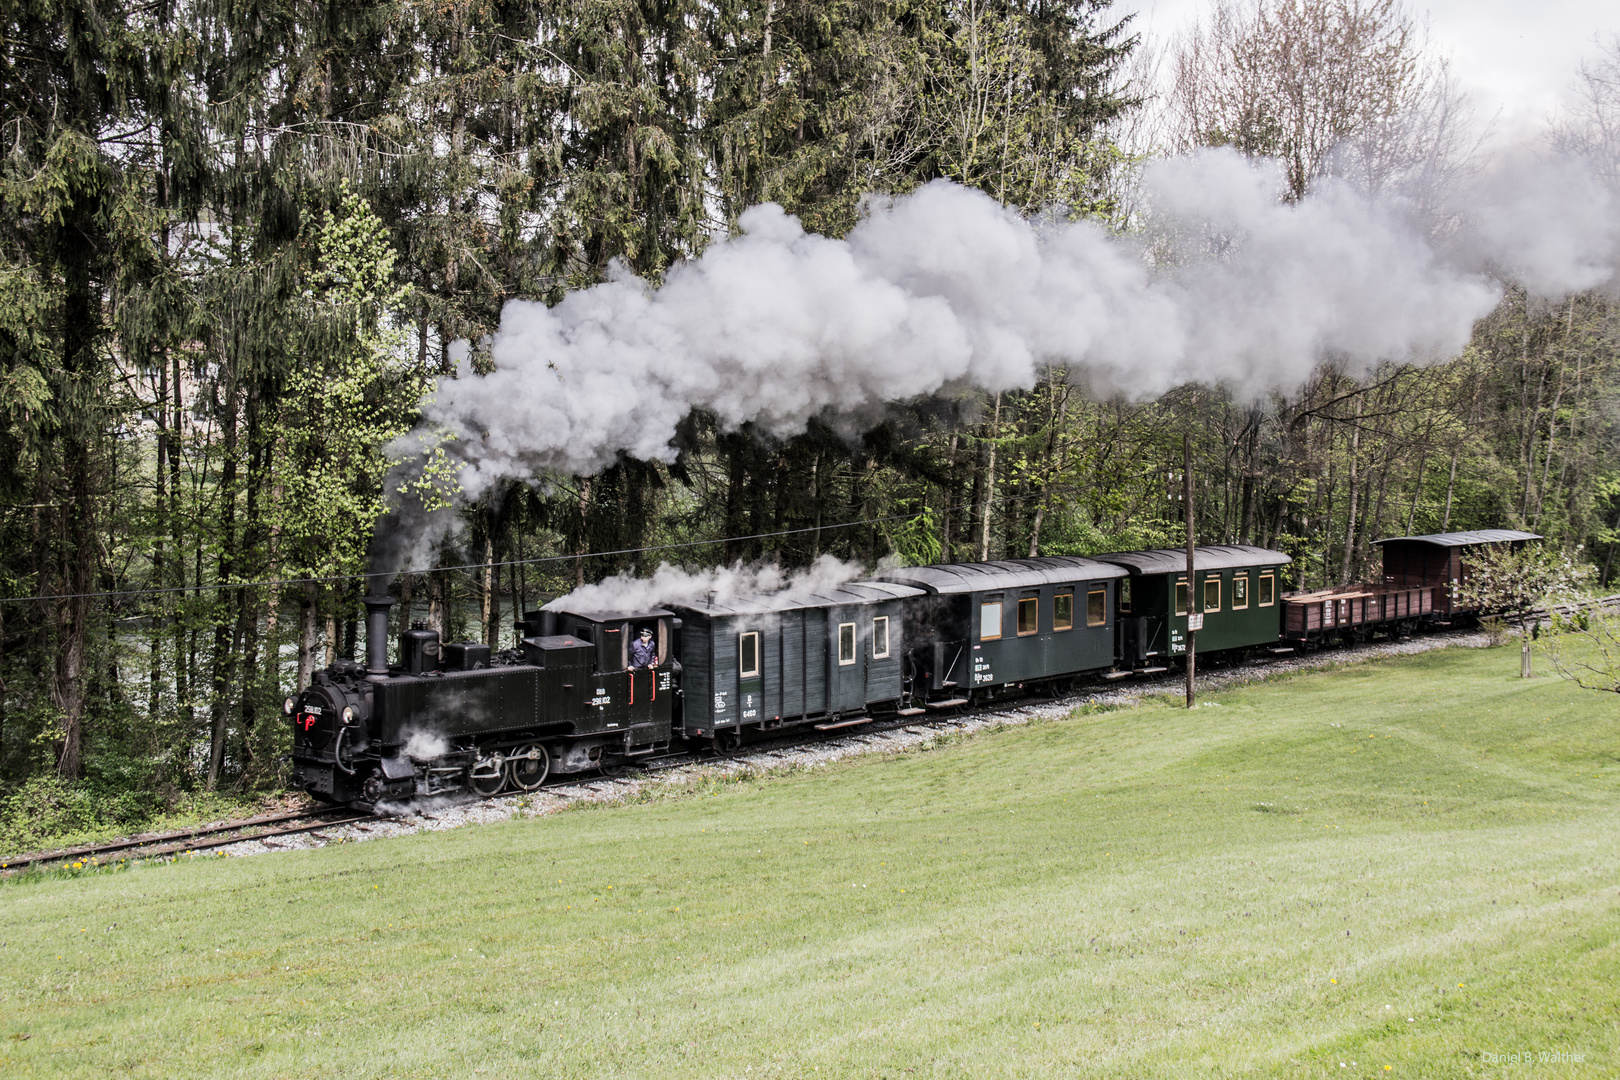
[2,645,1617,1079]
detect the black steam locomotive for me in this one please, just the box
[288,530,1537,808]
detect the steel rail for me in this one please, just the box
[1,807,369,871]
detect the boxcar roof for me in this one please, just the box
[1371,529,1542,547]
[876,556,1127,596]
[669,580,922,617]
[1089,545,1292,575]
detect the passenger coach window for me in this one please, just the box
[1017,597,1039,636]
[1259,573,1276,606]
[872,616,890,659]
[1175,580,1189,616]
[1233,575,1249,609]
[980,601,1003,640]
[838,622,857,665]
[1053,592,1074,631]
[739,632,760,678]
[1087,589,1106,627]
[1204,578,1221,613]
[1119,579,1132,613]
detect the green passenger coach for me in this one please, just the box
[1091,546,1293,669]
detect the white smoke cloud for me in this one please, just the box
[543,554,868,614]
[401,729,449,762]
[374,147,1620,574]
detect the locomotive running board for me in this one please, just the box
[896,707,927,716]
[1265,646,1295,655]
[1134,666,1169,674]
[814,716,875,731]
[1101,670,1134,680]
[925,698,970,709]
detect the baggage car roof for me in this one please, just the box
[1371,530,1542,547]
[876,556,1127,595]
[1089,545,1292,575]
[669,580,922,616]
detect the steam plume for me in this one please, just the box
[542,555,869,615]
[373,147,1619,576]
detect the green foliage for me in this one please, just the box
[1543,606,1620,696]
[1455,544,1590,617]
[272,186,428,581]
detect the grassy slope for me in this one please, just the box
[1,646,1616,1079]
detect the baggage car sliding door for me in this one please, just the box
[829,610,864,715]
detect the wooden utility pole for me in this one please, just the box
[1185,433,1197,709]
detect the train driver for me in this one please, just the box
[629,626,658,670]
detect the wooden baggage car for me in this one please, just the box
[1372,529,1542,615]
[667,581,920,751]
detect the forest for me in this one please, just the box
[1,0,1617,828]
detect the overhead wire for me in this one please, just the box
[4,489,1052,605]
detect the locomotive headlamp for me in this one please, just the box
[283,696,296,716]
[341,706,357,725]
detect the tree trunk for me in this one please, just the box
[980,392,1001,562]
[482,531,497,647]
[1340,396,1361,584]
[575,477,593,588]
[207,373,242,790]
[297,581,318,692]
[1441,450,1459,530]
[429,568,448,640]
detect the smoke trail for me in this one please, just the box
[542,555,870,615]
[372,147,1619,576]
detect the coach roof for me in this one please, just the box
[669,580,921,617]
[1371,530,1542,547]
[1089,545,1292,575]
[876,556,1127,596]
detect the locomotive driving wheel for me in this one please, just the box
[469,752,507,797]
[508,744,550,791]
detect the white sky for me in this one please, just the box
[1122,0,1616,144]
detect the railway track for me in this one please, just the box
[15,605,1606,873]
[0,806,377,873]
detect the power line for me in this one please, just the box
[4,490,1048,605]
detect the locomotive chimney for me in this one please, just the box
[363,592,395,676]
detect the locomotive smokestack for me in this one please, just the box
[363,591,395,676]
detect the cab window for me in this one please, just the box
[1053,592,1074,631]
[980,601,1003,640]
[1118,578,1132,613]
[1017,596,1039,636]
[1087,589,1106,627]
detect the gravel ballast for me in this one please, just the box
[212,628,1494,860]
